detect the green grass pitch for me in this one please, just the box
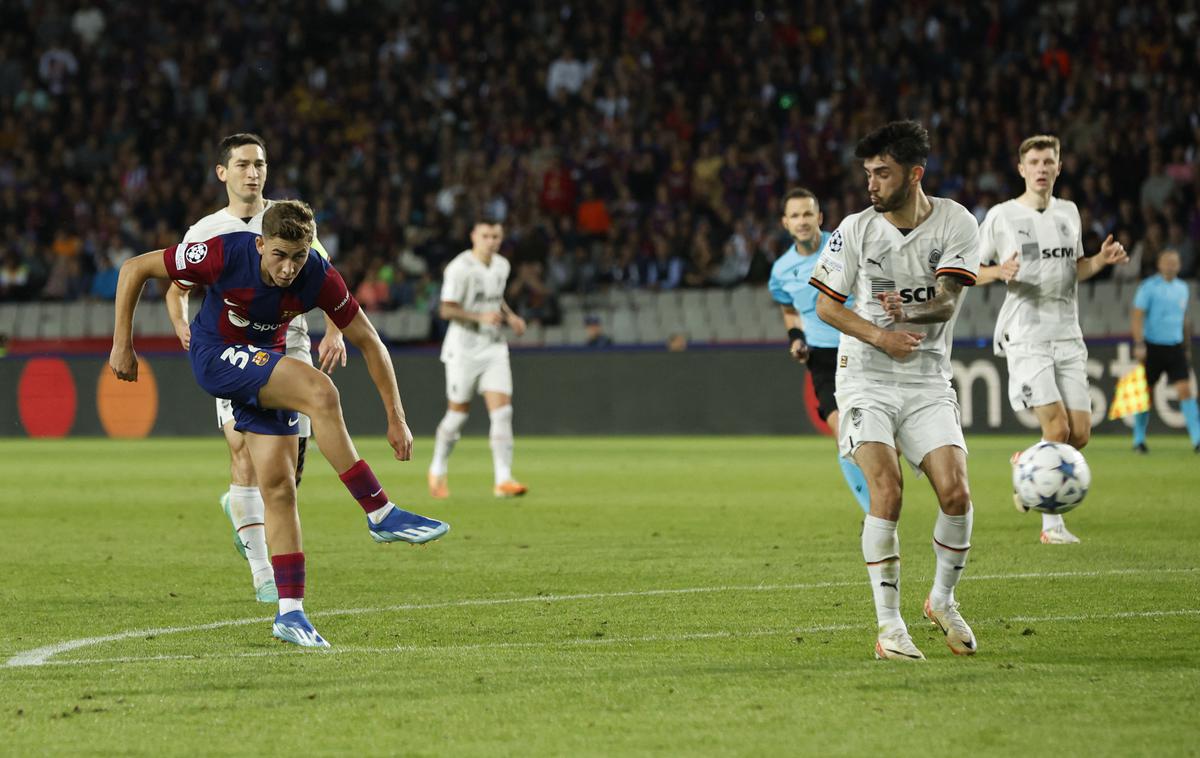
[1,435,1198,756]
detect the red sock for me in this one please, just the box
[272,552,305,599]
[339,459,389,513]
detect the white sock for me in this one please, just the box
[930,506,973,610]
[862,515,903,630]
[367,502,395,525]
[229,484,273,588]
[279,598,303,615]
[1042,512,1064,531]
[430,410,468,476]
[489,405,515,485]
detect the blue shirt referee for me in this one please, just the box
[768,188,869,513]
[1130,249,1198,452]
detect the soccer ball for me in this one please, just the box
[1012,442,1091,514]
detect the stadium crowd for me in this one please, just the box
[1,0,1198,327]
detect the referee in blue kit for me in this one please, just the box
[1130,248,1199,452]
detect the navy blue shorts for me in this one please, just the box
[190,343,299,436]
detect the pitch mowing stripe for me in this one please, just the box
[5,567,1196,668]
[22,609,1200,668]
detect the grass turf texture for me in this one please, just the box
[1,435,1197,756]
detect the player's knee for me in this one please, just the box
[1069,426,1090,450]
[936,480,972,514]
[1042,416,1070,443]
[869,478,903,512]
[256,471,297,506]
[308,374,340,414]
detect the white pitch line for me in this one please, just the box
[23,609,1200,669]
[4,567,1195,668]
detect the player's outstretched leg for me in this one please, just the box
[921,446,977,656]
[428,408,467,499]
[341,460,449,543]
[257,357,450,543]
[488,403,527,497]
[924,508,976,655]
[270,552,328,648]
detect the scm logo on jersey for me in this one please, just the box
[899,286,937,303]
[1041,247,1075,259]
[184,243,208,264]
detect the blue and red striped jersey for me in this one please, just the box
[163,231,360,351]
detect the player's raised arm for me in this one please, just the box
[110,250,170,381]
[1078,233,1129,281]
[339,311,412,461]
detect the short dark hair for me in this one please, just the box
[854,121,931,168]
[217,133,268,167]
[473,214,503,228]
[262,200,315,246]
[781,187,819,210]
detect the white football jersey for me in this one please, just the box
[977,197,1083,354]
[182,200,323,348]
[809,197,980,385]
[439,250,511,362]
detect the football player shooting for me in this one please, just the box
[811,120,980,661]
[109,200,448,648]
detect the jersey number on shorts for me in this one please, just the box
[221,346,251,370]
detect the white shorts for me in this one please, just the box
[444,344,513,404]
[1004,339,1091,413]
[836,380,967,473]
[215,331,314,437]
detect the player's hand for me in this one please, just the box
[876,291,906,322]
[1098,234,1128,266]
[1134,342,1147,362]
[874,329,924,360]
[173,321,191,351]
[109,345,139,382]
[999,253,1021,282]
[789,338,809,363]
[507,314,527,337]
[317,331,347,374]
[478,311,504,328]
[387,418,414,461]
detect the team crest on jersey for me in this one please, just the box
[928,248,942,272]
[184,243,208,264]
[252,351,270,366]
[828,229,844,253]
[1058,221,1072,240]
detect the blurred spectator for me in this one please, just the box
[584,315,613,348]
[0,0,1197,314]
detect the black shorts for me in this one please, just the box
[1145,342,1191,387]
[806,347,839,421]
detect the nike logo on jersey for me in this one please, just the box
[288,417,300,427]
[224,298,240,307]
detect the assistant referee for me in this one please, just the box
[1130,248,1199,452]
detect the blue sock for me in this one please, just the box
[1181,397,1200,446]
[1133,411,1149,446]
[838,456,870,514]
